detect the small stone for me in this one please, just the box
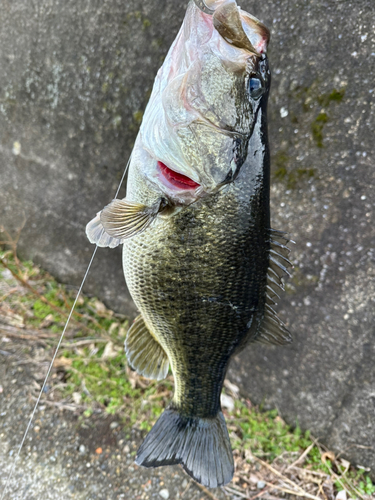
[280,107,288,118]
[34,426,40,433]
[79,444,86,454]
[336,490,347,500]
[220,394,234,412]
[72,392,82,405]
[12,141,21,155]
[86,462,91,468]
[123,444,130,453]
[110,421,119,429]
[159,489,169,499]
[257,480,266,489]
[181,479,188,488]
[249,474,259,484]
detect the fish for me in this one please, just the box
[86,0,292,488]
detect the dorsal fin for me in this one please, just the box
[255,229,293,346]
[213,0,259,54]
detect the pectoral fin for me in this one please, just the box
[125,315,169,380]
[85,213,123,248]
[100,198,167,240]
[255,229,293,346]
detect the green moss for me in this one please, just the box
[129,109,144,132]
[274,166,287,180]
[317,87,346,107]
[133,110,143,125]
[142,18,151,29]
[124,11,150,30]
[291,266,319,288]
[311,111,329,147]
[290,81,346,147]
[272,150,316,188]
[273,151,289,181]
[151,38,164,49]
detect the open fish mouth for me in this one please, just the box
[157,161,201,191]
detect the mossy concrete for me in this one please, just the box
[0,0,374,475]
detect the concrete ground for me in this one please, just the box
[0,346,228,500]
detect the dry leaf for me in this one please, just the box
[224,379,240,397]
[54,357,73,367]
[93,300,107,314]
[321,451,335,463]
[102,341,118,359]
[40,313,55,328]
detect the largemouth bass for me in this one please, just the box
[86,0,292,488]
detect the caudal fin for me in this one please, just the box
[135,406,234,488]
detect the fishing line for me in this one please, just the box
[0,153,132,500]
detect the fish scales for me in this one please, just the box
[124,173,269,418]
[86,0,292,489]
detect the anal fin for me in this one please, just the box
[125,315,169,380]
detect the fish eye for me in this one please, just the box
[248,77,264,99]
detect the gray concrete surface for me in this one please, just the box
[0,0,374,476]
[0,348,226,500]
[228,0,375,474]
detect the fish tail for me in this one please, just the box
[135,405,234,488]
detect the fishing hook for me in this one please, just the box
[193,0,215,15]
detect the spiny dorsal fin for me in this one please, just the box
[255,228,293,345]
[256,303,292,345]
[101,198,166,240]
[85,213,123,248]
[266,228,293,296]
[125,315,169,381]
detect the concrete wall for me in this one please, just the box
[1,0,374,472]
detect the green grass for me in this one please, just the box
[228,403,311,460]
